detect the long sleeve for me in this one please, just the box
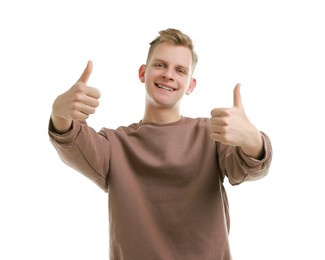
[48,119,110,191]
[217,131,273,185]
[48,116,272,260]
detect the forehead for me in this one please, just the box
[149,42,193,68]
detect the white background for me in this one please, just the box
[1,0,324,259]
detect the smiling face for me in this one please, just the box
[139,42,196,111]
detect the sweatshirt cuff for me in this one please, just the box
[238,131,272,167]
[48,118,81,143]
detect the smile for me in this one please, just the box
[155,84,176,92]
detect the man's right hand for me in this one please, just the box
[51,60,101,133]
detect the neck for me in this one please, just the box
[142,103,181,125]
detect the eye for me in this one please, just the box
[177,68,187,75]
[153,63,165,68]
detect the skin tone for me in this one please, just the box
[210,84,264,159]
[138,42,196,124]
[51,60,100,134]
[51,43,263,159]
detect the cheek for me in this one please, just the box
[181,79,191,90]
[144,70,155,82]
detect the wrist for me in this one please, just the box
[241,131,264,159]
[50,114,72,134]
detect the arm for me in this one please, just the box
[217,131,272,185]
[49,119,110,191]
[49,61,108,191]
[210,84,272,184]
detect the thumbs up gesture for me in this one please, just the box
[51,60,101,133]
[210,83,264,159]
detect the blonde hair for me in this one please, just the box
[146,28,198,73]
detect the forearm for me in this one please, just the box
[218,131,272,185]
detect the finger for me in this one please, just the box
[71,103,97,118]
[78,60,93,84]
[210,124,227,134]
[70,110,90,121]
[83,95,100,108]
[85,86,101,99]
[210,116,227,126]
[210,132,224,142]
[210,108,231,117]
[233,83,243,108]
[80,104,97,116]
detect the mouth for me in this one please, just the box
[155,83,177,92]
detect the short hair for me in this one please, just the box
[146,28,198,73]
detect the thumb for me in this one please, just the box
[78,60,93,84]
[233,83,243,109]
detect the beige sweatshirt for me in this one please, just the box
[49,116,272,260]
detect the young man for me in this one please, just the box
[49,28,272,260]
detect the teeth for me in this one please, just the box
[158,85,174,91]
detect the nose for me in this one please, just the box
[161,68,174,81]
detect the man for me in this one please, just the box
[49,28,272,259]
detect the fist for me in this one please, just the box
[210,83,251,146]
[52,60,101,121]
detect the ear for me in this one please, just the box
[186,78,197,95]
[138,64,146,83]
